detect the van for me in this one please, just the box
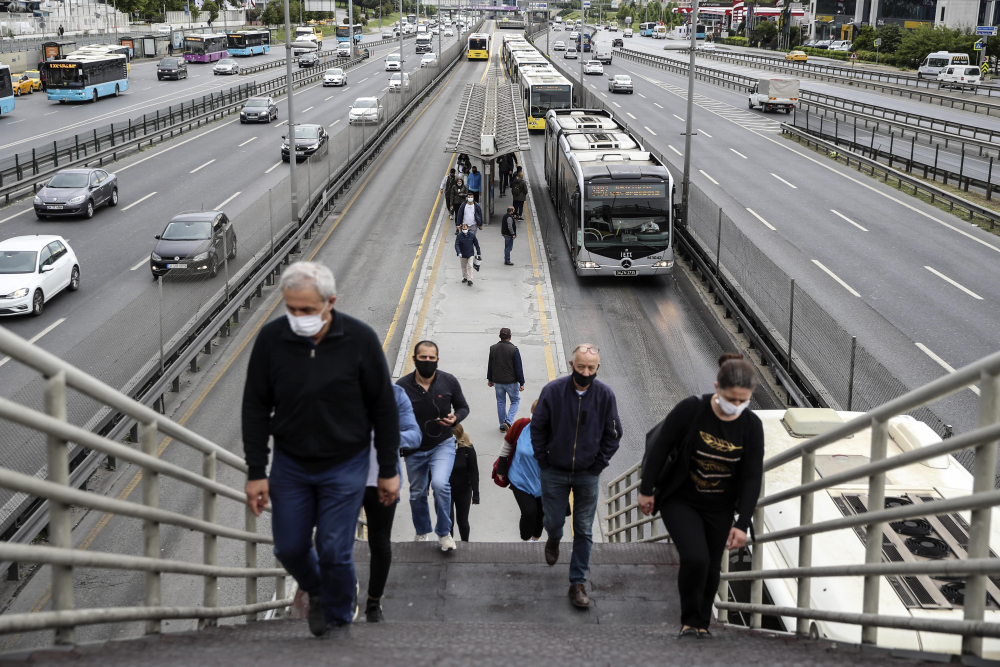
[595,43,612,64]
[828,40,851,51]
[654,25,667,39]
[937,65,981,90]
[917,51,971,79]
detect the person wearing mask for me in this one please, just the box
[501,205,517,266]
[455,223,481,286]
[448,177,469,233]
[454,191,483,238]
[396,341,470,552]
[496,400,543,542]
[531,344,622,609]
[362,383,421,623]
[511,169,528,221]
[637,353,764,639]
[467,165,482,203]
[487,327,524,431]
[440,168,457,219]
[449,424,480,542]
[242,262,399,637]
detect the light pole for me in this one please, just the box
[283,0,298,221]
[348,0,353,56]
[680,0,697,229]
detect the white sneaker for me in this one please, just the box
[415,533,430,542]
[439,534,457,551]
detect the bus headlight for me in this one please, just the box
[652,260,674,268]
[578,260,601,269]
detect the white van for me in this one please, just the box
[623,28,633,37]
[653,25,667,39]
[937,65,981,90]
[917,51,971,79]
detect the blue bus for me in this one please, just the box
[696,24,706,40]
[336,23,363,43]
[44,53,129,103]
[1,65,14,117]
[639,21,655,36]
[227,30,271,56]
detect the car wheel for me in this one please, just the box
[109,188,119,206]
[748,98,753,109]
[158,76,163,81]
[228,236,237,260]
[30,289,44,317]
[68,265,80,292]
[83,200,94,219]
[209,257,219,278]
[241,119,246,124]
[28,87,32,94]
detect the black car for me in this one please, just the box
[298,52,319,67]
[157,57,188,80]
[240,96,278,123]
[150,212,237,279]
[612,38,624,47]
[281,124,329,162]
[33,168,119,220]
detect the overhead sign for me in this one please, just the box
[528,2,547,7]
[582,1,590,6]
[977,26,998,36]
[975,39,985,51]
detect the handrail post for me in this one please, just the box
[625,471,632,542]
[717,548,729,624]
[796,450,815,636]
[613,480,621,543]
[861,417,889,645]
[749,477,765,629]
[200,451,218,629]
[245,505,258,623]
[962,370,1000,658]
[45,371,74,646]
[141,421,161,635]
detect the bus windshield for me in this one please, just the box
[336,25,361,38]
[45,64,83,87]
[187,39,208,54]
[470,37,488,50]
[583,182,670,249]
[529,84,571,117]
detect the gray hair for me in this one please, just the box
[279,262,337,301]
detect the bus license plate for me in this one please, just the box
[48,205,63,210]
[166,263,188,269]
[615,270,637,276]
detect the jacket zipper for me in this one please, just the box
[571,395,582,473]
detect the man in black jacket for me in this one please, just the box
[242,262,400,637]
[501,206,517,266]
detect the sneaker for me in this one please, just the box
[365,599,384,623]
[307,593,325,637]
[500,422,509,432]
[467,280,473,286]
[503,420,512,431]
[439,534,457,551]
[415,533,430,542]
[462,278,468,284]
[504,261,514,266]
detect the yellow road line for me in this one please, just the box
[521,156,557,382]
[403,212,451,377]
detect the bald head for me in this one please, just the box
[571,344,600,377]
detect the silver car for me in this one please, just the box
[213,58,239,75]
[420,53,438,67]
[608,74,633,93]
[564,48,578,59]
[388,72,411,92]
[323,67,346,86]
[349,97,383,124]
[553,40,566,51]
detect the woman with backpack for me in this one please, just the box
[637,353,764,639]
[496,400,543,542]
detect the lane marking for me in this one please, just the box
[612,101,621,108]
[699,129,712,137]
[238,137,257,147]
[325,95,335,100]
[115,118,238,174]
[330,119,341,126]
[669,145,682,156]
[643,126,657,136]
[600,92,607,98]
[746,208,776,231]
[653,102,663,108]
[190,159,216,174]
[216,192,242,209]
[302,106,314,113]
[771,173,797,189]
[699,169,719,185]
[812,259,861,297]
[0,318,66,368]
[0,208,31,224]
[915,343,981,396]
[730,148,747,159]
[265,161,283,174]
[673,114,684,121]
[43,111,59,116]
[275,119,288,127]
[122,192,157,211]
[358,77,369,82]
[626,112,636,119]
[130,256,150,271]
[637,93,646,98]
[924,266,983,300]
[831,209,868,232]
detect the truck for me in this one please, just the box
[747,77,799,113]
[415,34,432,53]
[595,43,612,64]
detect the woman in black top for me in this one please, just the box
[449,424,480,541]
[637,353,764,638]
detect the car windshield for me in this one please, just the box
[159,58,178,66]
[387,54,400,61]
[390,73,404,81]
[218,58,235,65]
[615,76,630,82]
[0,251,37,274]
[162,221,212,241]
[294,126,320,139]
[583,183,670,249]
[354,99,377,109]
[245,99,267,107]
[326,68,343,75]
[48,173,90,188]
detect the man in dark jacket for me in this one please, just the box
[242,261,400,637]
[440,168,457,219]
[499,153,518,196]
[448,177,469,231]
[487,327,524,431]
[510,169,528,220]
[501,206,517,266]
[531,344,622,609]
[454,192,483,237]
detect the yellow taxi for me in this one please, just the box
[785,50,808,62]
[22,69,42,91]
[11,73,34,95]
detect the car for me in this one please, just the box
[420,53,438,67]
[553,40,566,50]
[349,96,383,124]
[569,31,580,40]
[213,58,240,75]
[156,24,172,34]
[785,50,808,62]
[812,40,830,49]
[608,74,633,93]
[22,69,42,91]
[584,60,604,75]
[337,43,352,58]
[431,26,440,34]
[11,73,33,95]
[0,235,80,317]
[563,48,578,59]
[444,28,454,36]
[150,212,237,280]
[623,28,633,37]
[33,168,118,220]
[240,96,278,123]
[802,39,817,48]
[388,71,411,92]
[323,67,346,86]
[157,57,187,80]
[281,123,329,162]
[385,53,403,70]
[696,42,717,50]
[938,65,982,90]
[612,37,623,47]
[382,29,394,38]
[298,51,319,67]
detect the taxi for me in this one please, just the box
[11,72,34,95]
[785,50,808,62]
[23,69,43,91]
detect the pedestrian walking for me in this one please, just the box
[532,344,622,609]
[467,165,482,203]
[448,177,469,231]
[511,169,528,220]
[396,341,470,552]
[497,401,543,542]
[487,327,524,431]
[454,191,483,237]
[242,262,400,637]
[168,41,174,57]
[440,168,457,219]
[455,223,481,286]
[501,206,517,266]
[58,24,64,36]
[449,424,480,542]
[363,384,422,623]
[498,154,514,197]
[637,353,764,638]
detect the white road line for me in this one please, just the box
[358,77,369,82]
[746,208,776,231]
[216,192,242,209]
[830,209,868,232]
[0,208,31,224]
[381,87,389,91]
[673,114,684,121]
[812,259,861,297]
[915,343,981,396]
[669,145,682,156]
[924,266,983,300]
[325,95,335,100]
[600,92,608,98]
[699,170,719,185]
[190,159,216,174]
[771,173,797,189]
[116,118,238,174]
[699,130,712,137]
[7,119,24,124]
[122,192,157,211]
[302,106,314,113]
[43,111,59,116]
[653,102,663,109]
[590,84,598,89]
[626,112,636,119]
[644,126,658,136]
[275,119,288,127]
[730,148,747,159]
[612,102,621,108]
[265,161,283,174]
[130,256,150,271]
[637,93,646,98]
[330,119,341,126]
[0,318,66,368]
[238,137,257,147]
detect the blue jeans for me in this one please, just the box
[504,236,514,263]
[269,447,368,626]
[494,382,520,425]
[404,438,457,537]
[540,468,601,585]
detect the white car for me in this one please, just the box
[696,42,717,51]
[563,48,578,59]
[337,44,352,58]
[0,235,80,317]
[623,28,633,37]
[388,72,411,92]
[444,28,454,36]
[349,97,383,124]
[420,53,438,67]
[553,40,566,51]
[322,67,346,86]
[385,53,402,71]
[382,29,394,38]
[608,74,633,93]
[213,58,239,75]
[431,26,440,34]
[584,60,603,75]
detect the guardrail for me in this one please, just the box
[238,33,417,76]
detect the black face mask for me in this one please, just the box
[414,359,438,378]
[572,369,596,388]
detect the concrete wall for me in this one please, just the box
[938,0,980,29]
[0,50,41,74]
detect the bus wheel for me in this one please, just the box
[92,89,98,103]
[114,84,120,97]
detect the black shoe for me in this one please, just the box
[462,278,468,284]
[679,626,699,638]
[467,280,473,286]
[365,599,384,623]
[323,621,351,638]
[545,538,559,565]
[698,629,713,639]
[504,261,514,266]
[307,593,325,637]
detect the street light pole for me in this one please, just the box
[348,0,354,56]
[398,0,403,64]
[283,0,298,221]
[680,0,698,229]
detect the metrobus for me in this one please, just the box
[510,50,550,81]
[468,32,490,60]
[544,109,675,277]
[0,64,14,117]
[44,53,130,102]
[73,44,132,73]
[184,33,229,62]
[521,67,571,131]
[406,13,417,24]
[336,23,363,43]
[639,22,656,36]
[226,30,271,56]
[294,26,323,48]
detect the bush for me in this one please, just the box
[722,36,748,47]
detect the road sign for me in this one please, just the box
[975,39,985,51]
[977,25,998,36]
[849,51,857,59]
[983,62,990,75]
[582,1,590,6]
[873,38,881,47]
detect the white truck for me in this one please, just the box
[748,77,799,113]
[595,43,612,64]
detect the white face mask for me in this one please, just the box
[716,394,749,417]
[462,229,469,235]
[286,311,325,337]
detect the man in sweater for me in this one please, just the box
[487,327,525,432]
[501,205,517,266]
[242,262,400,637]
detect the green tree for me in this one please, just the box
[852,23,875,51]
[752,19,776,45]
[876,23,903,53]
[202,0,219,24]
[261,0,282,26]
[190,2,201,22]
[895,26,976,67]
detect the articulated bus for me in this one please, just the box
[544,109,675,277]
[185,33,229,62]
[44,53,129,102]
[510,50,550,81]
[336,23,363,43]
[0,64,14,117]
[468,32,490,60]
[227,30,271,56]
[521,67,571,131]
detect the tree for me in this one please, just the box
[190,2,201,22]
[202,0,219,24]
[261,0,282,26]
[852,23,875,51]
[895,26,977,67]
[752,19,776,46]
[876,23,903,53]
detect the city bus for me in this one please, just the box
[468,32,490,60]
[73,44,132,73]
[639,21,655,36]
[184,33,229,62]
[406,13,417,24]
[521,67,571,131]
[44,53,130,102]
[226,30,271,56]
[544,108,675,277]
[0,65,14,117]
[510,50,550,81]
[294,26,323,48]
[336,23,363,43]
